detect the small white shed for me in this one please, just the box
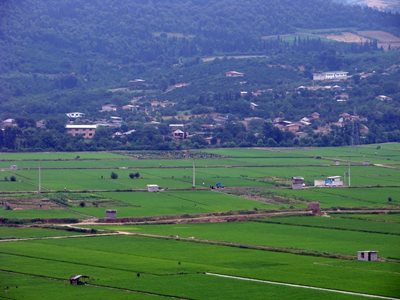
[147,184,159,192]
[357,250,378,261]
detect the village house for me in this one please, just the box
[110,116,122,125]
[128,79,146,89]
[314,176,344,187]
[335,93,349,102]
[376,95,392,101]
[300,117,311,126]
[174,82,189,89]
[225,71,245,77]
[250,102,259,110]
[65,124,97,139]
[252,90,265,97]
[36,120,46,129]
[310,112,320,120]
[112,129,136,138]
[66,112,85,119]
[338,113,367,123]
[284,122,302,133]
[313,71,349,81]
[2,118,16,127]
[172,129,187,140]
[122,104,138,111]
[273,119,302,133]
[100,104,118,112]
[150,100,174,109]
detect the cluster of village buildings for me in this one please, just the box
[0,71,393,142]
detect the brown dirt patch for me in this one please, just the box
[1,198,62,210]
[357,30,400,50]
[224,187,303,205]
[324,32,371,44]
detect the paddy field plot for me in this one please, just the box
[260,214,400,234]
[89,219,400,259]
[70,190,277,218]
[265,187,400,208]
[0,235,399,299]
[1,144,400,299]
[0,226,84,239]
[0,190,277,220]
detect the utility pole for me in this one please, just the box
[38,165,41,193]
[348,161,351,187]
[192,160,196,189]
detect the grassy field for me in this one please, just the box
[0,190,276,220]
[263,187,400,208]
[260,214,400,234]
[0,235,399,299]
[87,220,400,258]
[0,226,84,239]
[1,144,399,299]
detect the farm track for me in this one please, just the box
[205,273,400,300]
[89,208,400,225]
[110,231,357,260]
[2,185,400,195]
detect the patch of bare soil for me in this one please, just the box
[68,198,135,208]
[224,187,304,205]
[324,32,371,44]
[1,198,62,210]
[357,30,400,50]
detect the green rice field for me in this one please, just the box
[1,144,399,299]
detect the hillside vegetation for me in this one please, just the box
[0,0,399,150]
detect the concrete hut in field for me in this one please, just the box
[69,275,89,285]
[314,176,343,187]
[105,209,117,219]
[307,202,321,215]
[357,251,378,261]
[291,177,305,189]
[147,184,159,192]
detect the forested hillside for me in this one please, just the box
[1,0,398,77]
[0,0,399,151]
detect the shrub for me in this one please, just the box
[110,172,118,179]
[10,176,16,182]
[79,201,86,208]
[129,172,140,179]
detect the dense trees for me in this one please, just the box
[0,0,399,150]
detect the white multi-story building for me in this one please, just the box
[65,124,97,139]
[313,71,349,81]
